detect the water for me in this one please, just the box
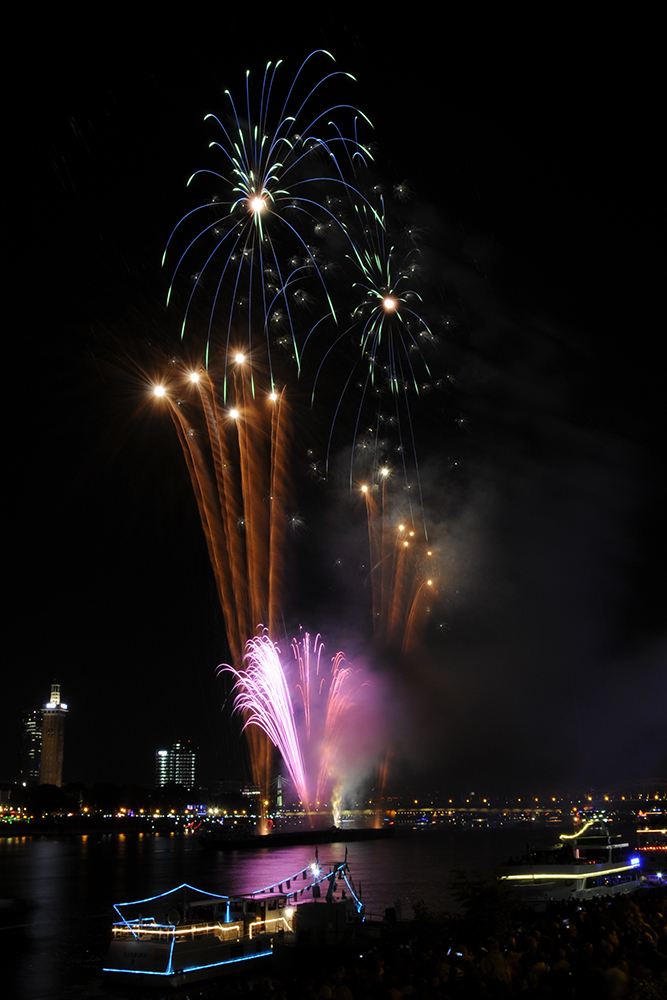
[1,825,560,999]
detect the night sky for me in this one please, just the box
[9,18,664,798]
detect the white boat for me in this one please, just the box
[499,819,643,907]
[103,857,364,986]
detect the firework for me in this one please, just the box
[224,629,360,818]
[153,354,290,802]
[307,200,437,525]
[226,632,308,807]
[291,631,358,806]
[154,356,288,659]
[151,54,449,811]
[347,205,435,406]
[156,54,378,806]
[361,474,438,652]
[162,51,373,388]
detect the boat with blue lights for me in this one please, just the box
[103,857,364,987]
[499,820,643,907]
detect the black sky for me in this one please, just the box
[9,17,664,796]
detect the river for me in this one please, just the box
[1,823,570,999]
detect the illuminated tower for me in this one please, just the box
[40,683,68,787]
[155,741,196,789]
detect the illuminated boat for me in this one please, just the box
[499,820,643,907]
[103,857,364,986]
[636,811,667,853]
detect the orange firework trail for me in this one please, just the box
[158,359,288,657]
[361,475,438,653]
[153,354,289,793]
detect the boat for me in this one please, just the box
[499,819,643,907]
[199,823,393,850]
[636,810,667,853]
[103,856,364,987]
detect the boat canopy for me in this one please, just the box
[112,859,364,930]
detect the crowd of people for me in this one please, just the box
[202,886,667,999]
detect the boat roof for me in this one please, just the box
[112,859,362,916]
[114,883,230,911]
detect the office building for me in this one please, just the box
[155,741,196,789]
[20,708,43,784]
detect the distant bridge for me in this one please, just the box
[589,780,666,804]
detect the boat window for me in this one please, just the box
[585,872,636,890]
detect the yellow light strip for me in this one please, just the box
[559,819,597,840]
[113,921,243,939]
[501,864,637,881]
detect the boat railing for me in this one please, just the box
[248,916,292,939]
[212,921,244,942]
[502,858,641,882]
[112,920,243,942]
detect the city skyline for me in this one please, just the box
[8,22,664,795]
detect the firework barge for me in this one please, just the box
[199,823,393,850]
[103,857,363,987]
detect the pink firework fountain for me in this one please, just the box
[224,630,360,819]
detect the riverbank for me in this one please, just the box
[195,886,667,998]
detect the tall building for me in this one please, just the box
[155,741,196,789]
[20,708,43,785]
[40,683,68,787]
